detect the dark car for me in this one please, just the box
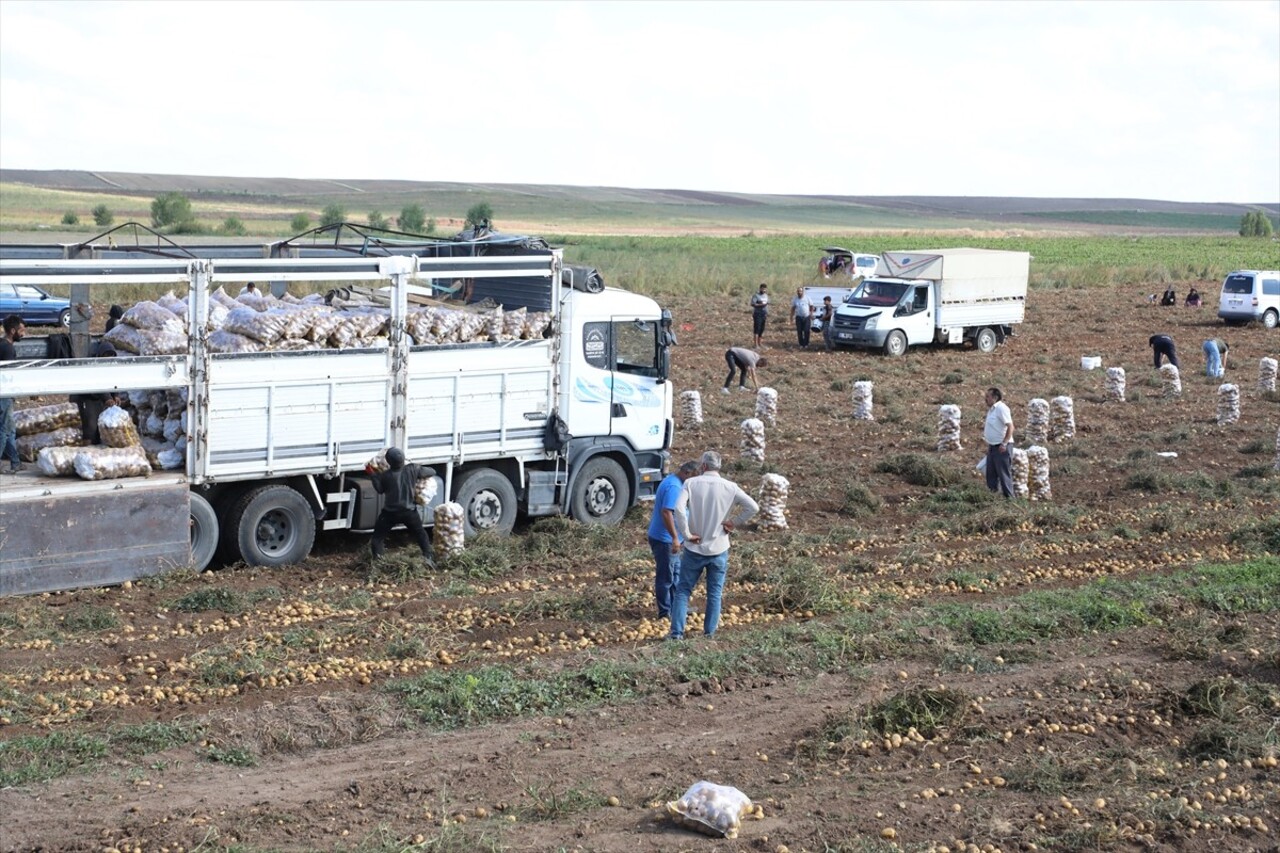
[0,283,71,327]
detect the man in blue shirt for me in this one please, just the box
[647,460,700,619]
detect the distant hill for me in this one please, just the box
[2,169,1276,236]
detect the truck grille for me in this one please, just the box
[833,315,866,331]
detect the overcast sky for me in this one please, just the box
[1,0,1277,203]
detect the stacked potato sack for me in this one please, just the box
[1104,367,1126,403]
[13,402,83,462]
[679,390,703,429]
[1010,447,1030,498]
[666,781,754,840]
[1216,384,1240,426]
[1024,398,1050,445]
[433,503,465,560]
[127,389,187,470]
[1258,357,1278,393]
[1026,445,1051,500]
[852,381,874,421]
[1159,363,1182,398]
[740,418,766,462]
[756,473,790,531]
[73,446,151,480]
[1049,396,1076,442]
[754,387,778,427]
[936,404,962,451]
[37,446,81,476]
[98,405,142,448]
[102,300,188,356]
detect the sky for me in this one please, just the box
[1,0,1277,204]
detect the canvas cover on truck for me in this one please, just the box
[878,249,1030,303]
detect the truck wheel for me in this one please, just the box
[570,456,630,526]
[189,492,219,571]
[224,485,316,567]
[883,330,908,358]
[454,468,517,537]
[1264,309,1278,329]
[975,327,998,353]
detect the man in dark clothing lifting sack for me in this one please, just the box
[1149,334,1179,370]
[367,447,435,561]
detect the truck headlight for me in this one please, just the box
[863,314,878,329]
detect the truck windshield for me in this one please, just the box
[847,280,908,308]
[614,319,659,378]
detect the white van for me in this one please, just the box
[1218,270,1280,328]
[820,247,879,280]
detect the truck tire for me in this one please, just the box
[570,456,630,526]
[454,468,517,537]
[224,485,316,567]
[1264,309,1278,329]
[975,327,998,353]
[883,330,908,358]
[189,492,219,571]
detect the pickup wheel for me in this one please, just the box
[454,468,517,537]
[224,485,316,567]
[883,330,908,358]
[570,456,630,526]
[975,327,999,353]
[1263,309,1278,329]
[189,492,219,571]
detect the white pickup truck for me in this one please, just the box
[829,248,1030,356]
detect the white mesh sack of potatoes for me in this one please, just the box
[1159,363,1182,399]
[937,404,962,452]
[1216,384,1240,426]
[757,472,790,531]
[1024,398,1050,446]
[754,387,778,427]
[1258,357,1277,393]
[1026,444,1051,501]
[73,446,152,481]
[740,417,766,462]
[433,502,466,560]
[1104,367,1126,403]
[852,380,874,421]
[1010,447,1030,498]
[666,781,754,840]
[679,390,703,429]
[98,405,142,448]
[1050,396,1076,441]
[413,476,438,507]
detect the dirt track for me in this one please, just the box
[2,282,1278,852]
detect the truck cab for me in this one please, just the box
[830,277,935,355]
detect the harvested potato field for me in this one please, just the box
[1,279,1278,853]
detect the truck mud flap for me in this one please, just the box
[0,477,191,596]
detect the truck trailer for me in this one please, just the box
[0,231,674,595]
[829,248,1030,356]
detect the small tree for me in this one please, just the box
[1239,210,1275,238]
[61,211,79,226]
[221,216,247,236]
[290,212,311,233]
[464,202,494,229]
[398,203,426,234]
[151,192,193,228]
[320,203,346,228]
[91,204,113,227]
[425,216,437,236]
[367,210,388,230]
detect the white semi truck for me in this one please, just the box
[0,231,674,595]
[829,248,1030,356]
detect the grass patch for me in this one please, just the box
[367,551,435,583]
[204,744,257,767]
[765,558,847,615]
[840,482,883,516]
[61,605,121,633]
[874,453,960,487]
[863,687,970,738]
[516,784,604,821]
[502,589,617,621]
[172,587,245,614]
[0,733,108,787]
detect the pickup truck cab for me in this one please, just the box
[1218,270,1280,328]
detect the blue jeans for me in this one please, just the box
[668,549,728,639]
[1203,340,1222,378]
[648,537,681,618]
[0,397,18,466]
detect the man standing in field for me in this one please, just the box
[750,283,769,348]
[647,460,700,620]
[668,451,759,641]
[789,287,813,348]
[820,296,836,351]
[983,387,1015,497]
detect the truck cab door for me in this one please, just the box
[608,317,668,453]
[896,285,934,345]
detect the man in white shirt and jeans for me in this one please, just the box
[983,387,1015,497]
[669,451,759,640]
